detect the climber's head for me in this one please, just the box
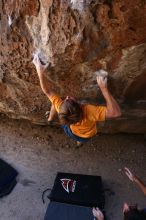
[123,203,146,220]
[58,96,82,125]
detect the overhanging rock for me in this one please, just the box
[0,0,146,133]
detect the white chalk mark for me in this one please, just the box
[70,0,84,11]
[8,15,13,27]
[95,69,108,78]
[33,49,49,65]
[95,69,108,86]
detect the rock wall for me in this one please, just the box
[0,0,146,132]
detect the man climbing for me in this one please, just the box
[33,54,121,145]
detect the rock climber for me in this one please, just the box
[32,54,121,146]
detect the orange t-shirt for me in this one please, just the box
[49,94,106,138]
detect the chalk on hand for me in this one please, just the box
[95,69,108,79]
[33,49,49,66]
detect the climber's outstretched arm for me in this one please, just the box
[97,76,121,119]
[33,54,55,99]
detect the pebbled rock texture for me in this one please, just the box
[0,0,146,132]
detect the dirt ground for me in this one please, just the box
[0,115,145,220]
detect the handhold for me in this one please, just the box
[70,0,84,11]
[33,49,49,65]
[8,15,13,27]
[95,69,108,79]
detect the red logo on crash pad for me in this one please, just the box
[60,179,76,193]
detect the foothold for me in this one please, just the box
[8,15,13,27]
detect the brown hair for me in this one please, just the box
[124,208,146,220]
[58,98,82,125]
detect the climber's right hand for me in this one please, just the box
[96,76,107,90]
[33,54,49,75]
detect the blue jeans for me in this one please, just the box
[61,125,90,143]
